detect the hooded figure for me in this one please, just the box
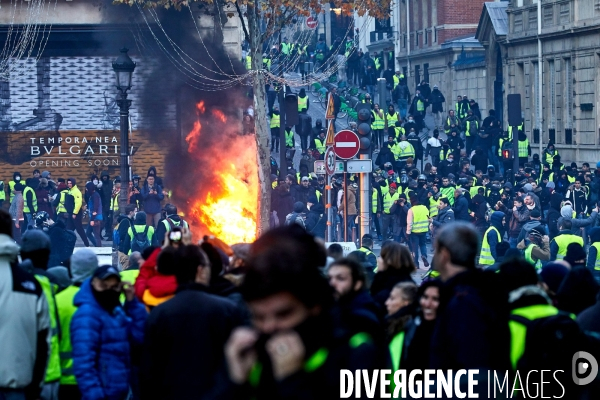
[285,201,306,228]
[147,166,163,187]
[556,265,600,315]
[557,203,598,237]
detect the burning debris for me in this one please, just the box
[181,101,258,244]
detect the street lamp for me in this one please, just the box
[112,47,136,216]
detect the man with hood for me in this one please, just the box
[479,211,505,267]
[141,174,164,228]
[406,128,423,169]
[557,203,597,238]
[39,214,77,268]
[438,152,459,178]
[36,177,54,220]
[304,195,326,239]
[428,84,445,129]
[70,265,147,400]
[517,130,531,167]
[23,177,39,229]
[66,178,89,247]
[99,171,113,240]
[269,105,281,152]
[19,230,62,399]
[0,211,50,400]
[123,211,154,255]
[543,142,559,165]
[516,209,545,245]
[310,119,323,145]
[55,249,98,399]
[7,171,23,203]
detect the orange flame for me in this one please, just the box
[212,109,227,123]
[184,102,257,244]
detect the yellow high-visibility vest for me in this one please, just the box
[411,205,429,233]
[270,114,280,128]
[479,226,501,265]
[298,96,308,112]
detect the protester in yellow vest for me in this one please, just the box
[55,249,99,396]
[406,196,430,267]
[550,219,583,260]
[297,88,309,112]
[20,230,62,397]
[479,211,505,267]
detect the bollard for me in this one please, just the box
[336,222,342,242]
[352,226,357,245]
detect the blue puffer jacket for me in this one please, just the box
[71,279,147,400]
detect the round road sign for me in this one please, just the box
[333,130,360,159]
[306,16,318,30]
[325,147,336,175]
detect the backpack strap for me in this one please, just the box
[509,314,531,326]
[143,225,149,237]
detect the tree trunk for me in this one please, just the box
[248,4,272,236]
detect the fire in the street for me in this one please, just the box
[184,102,258,244]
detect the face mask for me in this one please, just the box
[93,179,99,185]
[448,158,454,163]
[15,177,20,181]
[92,287,121,312]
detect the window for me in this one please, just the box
[514,12,523,32]
[434,28,437,43]
[403,34,406,48]
[415,32,419,47]
[559,2,570,24]
[415,65,421,85]
[424,30,428,45]
[528,10,537,30]
[543,5,554,26]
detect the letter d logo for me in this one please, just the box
[572,351,598,386]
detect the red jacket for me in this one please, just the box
[134,248,178,301]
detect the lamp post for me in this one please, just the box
[112,47,136,216]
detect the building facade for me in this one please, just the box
[499,0,600,163]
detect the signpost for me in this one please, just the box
[333,129,360,159]
[314,160,325,175]
[306,16,318,30]
[325,147,336,175]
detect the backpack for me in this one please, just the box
[113,218,130,249]
[509,312,590,396]
[285,212,305,229]
[131,226,151,253]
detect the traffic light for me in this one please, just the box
[355,103,372,156]
[284,93,299,126]
[502,149,513,160]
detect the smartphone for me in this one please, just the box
[169,227,183,243]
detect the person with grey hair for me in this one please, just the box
[55,249,98,399]
[430,222,510,389]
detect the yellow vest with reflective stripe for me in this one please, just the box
[56,191,68,214]
[392,75,399,90]
[0,181,4,201]
[518,138,529,158]
[314,138,325,154]
[465,120,478,137]
[285,130,294,147]
[428,197,439,217]
[270,113,280,128]
[127,225,155,255]
[298,96,308,111]
[56,285,79,385]
[9,181,17,202]
[592,242,600,271]
[553,234,583,260]
[417,100,424,112]
[398,142,415,159]
[23,186,37,214]
[371,111,385,129]
[383,192,399,214]
[480,226,501,265]
[524,243,542,270]
[111,193,120,212]
[411,205,429,233]
[508,123,523,141]
[385,112,398,128]
[509,304,560,370]
[36,275,61,382]
[470,186,483,198]
[245,55,252,69]
[372,190,378,213]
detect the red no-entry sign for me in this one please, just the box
[306,16,318,30]
[333,130,360,159]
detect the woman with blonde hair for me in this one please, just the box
[370,240,416,308]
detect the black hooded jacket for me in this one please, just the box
[547,192,563,240]
[305,203,326,238]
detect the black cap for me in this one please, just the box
[93,265,121,281]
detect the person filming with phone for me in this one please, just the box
[70,265,147,400]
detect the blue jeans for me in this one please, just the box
[366,85,375,97]
[410,232,428,264]
[509,236,518,248]
[398,99,408,119]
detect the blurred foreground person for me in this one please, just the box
[219,225,382,399]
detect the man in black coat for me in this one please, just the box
[452,188,471,222]
[141,245,245,400]
[429,85,445,129]
[430,223,510,392]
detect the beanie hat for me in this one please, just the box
[71,249,99,283]
[20,230,51,253]
[46,266,71,291]
[530,209,541,219]
[546,181,555,189]
[560,205,573,219]
[540,263,569,294]
[85,182,96,193]
[523,183,533,192]
[293,202,305,213]
[307,195,318,204]
[134,211,147,225]
[41,171,50,179]
[564,243,587,266]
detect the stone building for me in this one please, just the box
[355,0,494,116]
[478,0,600,164]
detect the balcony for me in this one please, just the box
[369,30,394,43]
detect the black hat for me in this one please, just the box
[93,265,121,281]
